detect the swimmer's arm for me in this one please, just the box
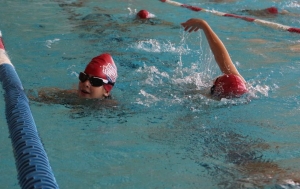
[37,88,77,98]
[28,87,77,103]
[181,18,245,82]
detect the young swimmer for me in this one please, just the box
[0,31,118,109]
[181,18,248,99]
[241,7,290,17]
[28,53,118,106]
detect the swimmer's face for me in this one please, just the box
[78,73,109,99]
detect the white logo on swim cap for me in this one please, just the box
[103,63,117,83]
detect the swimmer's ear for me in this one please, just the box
[103,90,110,97]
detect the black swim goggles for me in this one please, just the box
[79,72,114,87]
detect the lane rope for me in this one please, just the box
[159,0,300,34]
[0,63,59,189]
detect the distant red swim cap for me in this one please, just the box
[265,7,278,14]
[137,10,149,19]
[211,74,248,98]
[84,53,118,93]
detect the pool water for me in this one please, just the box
[1,0,300,188]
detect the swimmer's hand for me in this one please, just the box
[181,18,208,33]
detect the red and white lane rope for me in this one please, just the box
[160,0,300,34]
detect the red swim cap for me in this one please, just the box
[84,53,117,93]
[265,7,278,14]
[137,10,149,19]
[212,74,248,98]
[0,31,5,50]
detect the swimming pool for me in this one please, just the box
[0,0,300,188]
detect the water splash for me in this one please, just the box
[136,64,170,86]
[135,89,160,107]
[134,38,189,54]
[127,7,156,18]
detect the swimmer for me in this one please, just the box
[133,9,178,27]
[27,53,118,106]
[181,18,248,100]
[0,31,118,105]
[0,31,117,103]
[241,7,291,17]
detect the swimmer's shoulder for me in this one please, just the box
[28,87,119,108]
[27,87,77,104]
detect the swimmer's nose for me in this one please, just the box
[82,79,91,87]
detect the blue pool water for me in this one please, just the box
[1,0,300,188]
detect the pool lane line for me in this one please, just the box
[0,63,59,189]
[159,0,300,34]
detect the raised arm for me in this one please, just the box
[181,18,245,82]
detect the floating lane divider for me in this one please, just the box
[0,63,59,189]
[159,0,300,34]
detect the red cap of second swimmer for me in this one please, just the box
[212,74,248,98]
[84,53,118,93]
[265,7,278,14]
[137,10,150,19]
